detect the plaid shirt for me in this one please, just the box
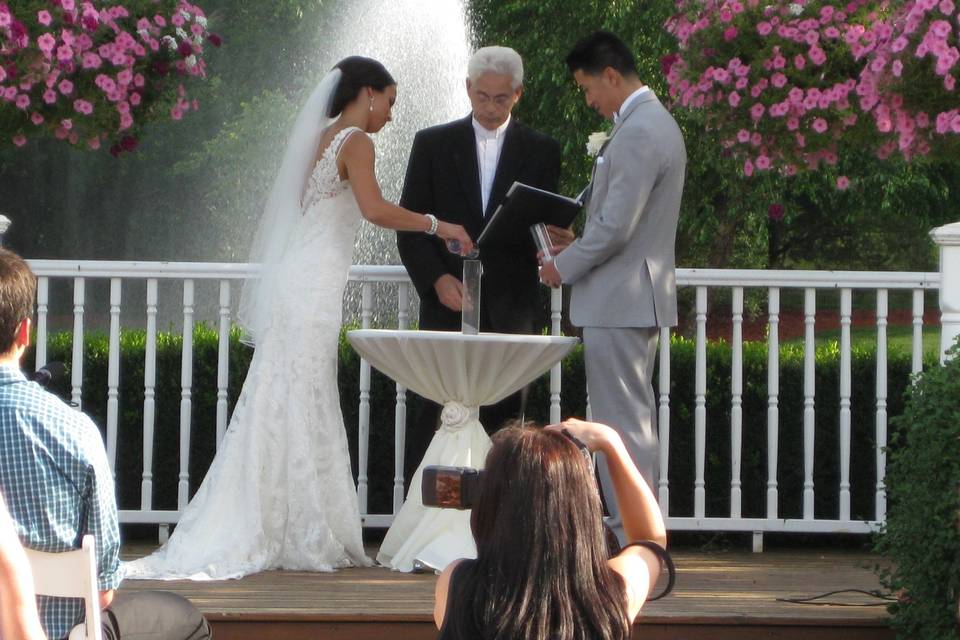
[0,363,121,640]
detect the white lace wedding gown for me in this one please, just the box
[125,127,372,580]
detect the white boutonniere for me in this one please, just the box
[586,131,611,157]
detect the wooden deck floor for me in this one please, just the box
[120,546,895,640]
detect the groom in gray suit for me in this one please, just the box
[540,31,686,544]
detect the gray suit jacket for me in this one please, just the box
[554,89,686,328]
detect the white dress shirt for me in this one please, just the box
[472,114,511,216]
[614,86,651,124]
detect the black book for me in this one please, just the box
[477,181,583,248]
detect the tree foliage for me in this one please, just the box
[469,0,960,272]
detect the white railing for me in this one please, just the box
[26,259,949,545]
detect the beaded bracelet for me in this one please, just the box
[424,213,438,235]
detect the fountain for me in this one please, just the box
[321,0,473,326]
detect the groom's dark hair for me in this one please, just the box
[329,56,396,117]
[565,31,638,78]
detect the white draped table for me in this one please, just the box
[346,329,578,572]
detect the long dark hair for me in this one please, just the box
[443,424,631,640]
[328,56,396,117]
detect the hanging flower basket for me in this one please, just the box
[664,0,959,177]
[0,0,220,155]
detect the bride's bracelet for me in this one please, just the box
[424,213,439,235]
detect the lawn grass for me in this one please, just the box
[782,323,941,359]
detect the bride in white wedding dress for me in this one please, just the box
[125,57,473,580]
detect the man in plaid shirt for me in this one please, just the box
[0,249,211,640]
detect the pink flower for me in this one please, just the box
[88,137,101,150]
[73,99,93,115]
[892,60,904,76]
[750,132,762,146]
[787,117,800,130]
[37,10,52,26]
[58,79,74,95]
[56,45,74,63]
[808,45,827,65]
[171,106,183,120]
[743,158,755,176]
[824,26,840,39]
[771,72,787,88]
[729,91,741,107]
[737,128,751,143]
[724,26,738,41]
[12,134,26,147]
[756,154,772,169]
[30,112,44,125]
[946,75,957,90]
[794,54,806,70]
[37,33,57,56]
[784,164,798,176]
[15,94,29,110]
[812,118,829,133]
[750,102,766,120]
[836,176,850,190]
[171,12,185,27]
[153,14,166,27]
[129,92,141,106]
[82,52,101,69]
[62,0,76,10]
[940,0,955,13]
[757,21,773,36]
[61,118,73,131]
[43,89,57,104]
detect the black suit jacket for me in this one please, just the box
[397,115,562,333]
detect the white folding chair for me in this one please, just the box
[24,534,103,640]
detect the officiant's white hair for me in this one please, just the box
[468,46,524,88]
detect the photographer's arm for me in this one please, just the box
[547,419,666,619]
[433,558,463,629]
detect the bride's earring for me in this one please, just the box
[368,96,374,112]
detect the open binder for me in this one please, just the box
[477,181,583,248]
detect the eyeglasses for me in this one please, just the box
[473,93,514,107]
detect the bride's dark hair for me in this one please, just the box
[328,56,396,117]
[441,423,631,640]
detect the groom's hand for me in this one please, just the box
[539,261,562,288]
[434,274,464,311]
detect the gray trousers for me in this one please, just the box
[582,326,660,545]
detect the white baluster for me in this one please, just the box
[106,279,122,473]
[911,289,924,377]
[839,288,852,520]
[357,282,372,513]
[657,326,671,512]
[71,278,85,409]
[35,278,49,369]
[393,282,409,513]
[802,288,816,519]
[694,286,707,518]
[875,290,888,523]
[141,279,158,514]
[549,286,563,423]
[216,281,231,447]
[766,288,780,519]
[730,287,744,519]
[178,280,195,511]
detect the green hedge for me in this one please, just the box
[876,340,960,639]
[25,328,936,524]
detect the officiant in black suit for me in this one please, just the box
[397,45,561,481]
